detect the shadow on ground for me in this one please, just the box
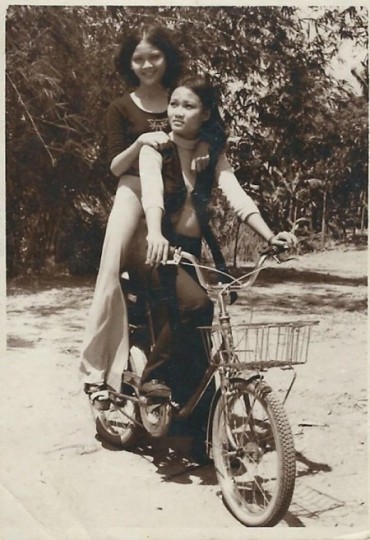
[228,265,367,288]
[235,288,367,314]
[96,426,339,529]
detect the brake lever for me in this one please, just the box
[272,254,282,264]
[165,247,183,266]
[261,243,295,264]
[272,253,297,264]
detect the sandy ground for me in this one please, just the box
[1,246,368,540]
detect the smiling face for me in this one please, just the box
[130,39,167,87]
[167,87,210,139]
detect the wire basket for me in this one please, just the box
[199,321,318,369]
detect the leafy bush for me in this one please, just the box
[6,6,368,275]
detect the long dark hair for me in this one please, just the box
[175,73,228,154]
[115,23,183,88]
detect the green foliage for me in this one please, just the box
[6,6,368,275]
[6,6,116,274]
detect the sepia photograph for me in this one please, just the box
[2,3,368,539]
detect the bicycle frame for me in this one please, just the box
[177,249,315,406]
[114,246,313,424]
[98,246,317,527]
[143,250,267,419]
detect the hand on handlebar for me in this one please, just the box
[146,233,170,266]
[269,231,297,251]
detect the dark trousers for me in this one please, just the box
[128,233,215,433]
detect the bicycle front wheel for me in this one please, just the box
[212,380,296,527]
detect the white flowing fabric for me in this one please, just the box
[79,175,146,391]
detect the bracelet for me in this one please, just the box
[267,234,275,245]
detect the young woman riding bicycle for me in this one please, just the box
[128,73,297,458]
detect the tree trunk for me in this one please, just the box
[321,189,327,250]
[293,204,298,233]
[233,220,242,268]
[360,190,366,233]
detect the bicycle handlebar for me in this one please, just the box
[166,244,292,295]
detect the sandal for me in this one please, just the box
[84,383,111,411]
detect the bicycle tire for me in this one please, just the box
[96,398,140,449]
[95,351,145,449]
[212,380,296,527]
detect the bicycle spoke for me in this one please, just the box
[212,381,295,526]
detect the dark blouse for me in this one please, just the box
[107,92,169,176]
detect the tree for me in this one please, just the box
[6,6,368,275]
[6,6,117,274]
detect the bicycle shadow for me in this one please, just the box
[286,481,346,526]
[96,427,217,486]
[98,432,345,527]
[133,433,218,486]
[295,450,332,477]
[282,450,343,527]
[139,441,342,527]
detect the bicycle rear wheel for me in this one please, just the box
[212,380,296,527]
[95,350,145,449]
[96,398,140,448]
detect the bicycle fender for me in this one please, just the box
[205,374,261,444]
[230,375,273,399]
[205,386,222,451]
[230,370,261,386]
[205,374,271,451]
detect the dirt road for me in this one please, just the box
[2,247,368,539]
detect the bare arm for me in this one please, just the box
[111,131,170,177]
[110,138,143,177]
[144,207,170,265]
[107,100,170,177]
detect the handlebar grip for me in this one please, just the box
[260,244,289,257]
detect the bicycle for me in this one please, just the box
[95,246,318,527]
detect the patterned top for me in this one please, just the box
[107,92,169,176]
